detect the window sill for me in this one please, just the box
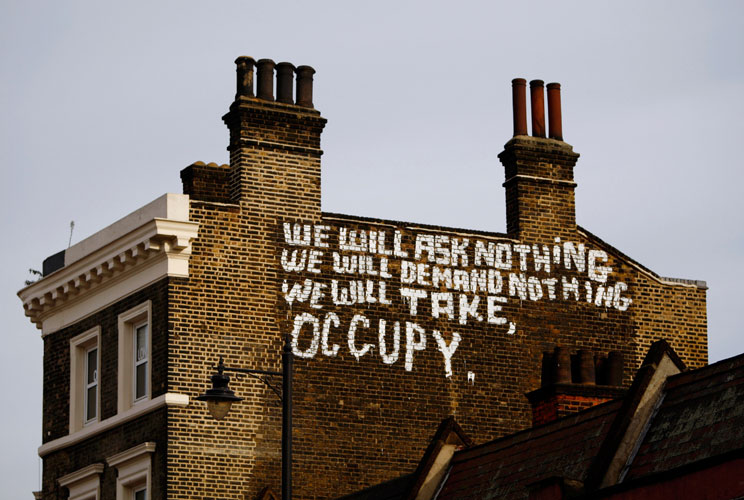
[39,393,189,457]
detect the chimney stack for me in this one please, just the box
[499,78,579,240]
[223,55,326,209]
[528,347,626,426]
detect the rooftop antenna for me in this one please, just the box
[68,221,75,248]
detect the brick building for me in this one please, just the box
[19,57,707,499]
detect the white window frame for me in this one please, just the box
[133,485,147,500]
[70,327,101,433]
[106,442,155,500]
[132,320,149,403]
[58,463,104,500]
[84,344,99,424]
[118,301,152,413]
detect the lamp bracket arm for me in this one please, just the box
[228,368,284,404]
[226,366,282,377]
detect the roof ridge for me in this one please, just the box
[450,399,623,462]
[322,211,510,239]
[584,340,686,491]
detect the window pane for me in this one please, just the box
[136,325,147,362]
[87,348,97,384]
[134,488,146,500]
[135,362,147,400]
[86,385,96,421]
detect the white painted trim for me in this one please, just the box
[415,444,458,500]
[69,327,101,433]
[38,255,171,336]
[39,393,185,457]
[58,463,104,500]
[107,443,155,500]
[19,205,199,331]
[117,302,152,414]
[65,193,190,266]
[106,442,156,467]
[502,174,577,187]
[164,393,189,406]
[58,463,104,487]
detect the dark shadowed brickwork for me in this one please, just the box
[40,280,169,499]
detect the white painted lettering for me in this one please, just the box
[400,288,427,315]
[513,244,531,271]
[431,292,455,320]
[508,273,528,300]
[283,223,312,246]
[405,322,426,371]
[291,313,320,358]
[378,319,400,364]
[563,242,586,272]
[458,294,482,325]
[588,250,612,283]
[432,330,461,378]
[321,313,340,356]
[348,315,373,360]
[487,296,507,325]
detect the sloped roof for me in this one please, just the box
[624,352,744,481]
[436,399,623,500]
[335,474,414,500]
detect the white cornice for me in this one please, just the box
[106,442,156,467]
[19,205,199,331]
[58,463,105,487]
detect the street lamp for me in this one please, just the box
[197,333,294,500]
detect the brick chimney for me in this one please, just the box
[526,348,626,426]
[222,56,327,221]
[499,79,580,241]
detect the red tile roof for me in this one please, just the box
[437,400,622,499]
[624,352,744,481]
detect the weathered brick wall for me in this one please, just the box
[276,216,706,497]
[500,136,579,241]
[181,162,231,203]
[162,91,706,500]
[40,280,169,499]
[166,96,326,499]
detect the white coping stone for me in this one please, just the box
[65,193,190,267]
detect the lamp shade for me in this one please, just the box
[196,359,243,420]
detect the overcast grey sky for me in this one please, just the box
[2,1,743,496]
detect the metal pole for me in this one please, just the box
[282,332,293,500]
